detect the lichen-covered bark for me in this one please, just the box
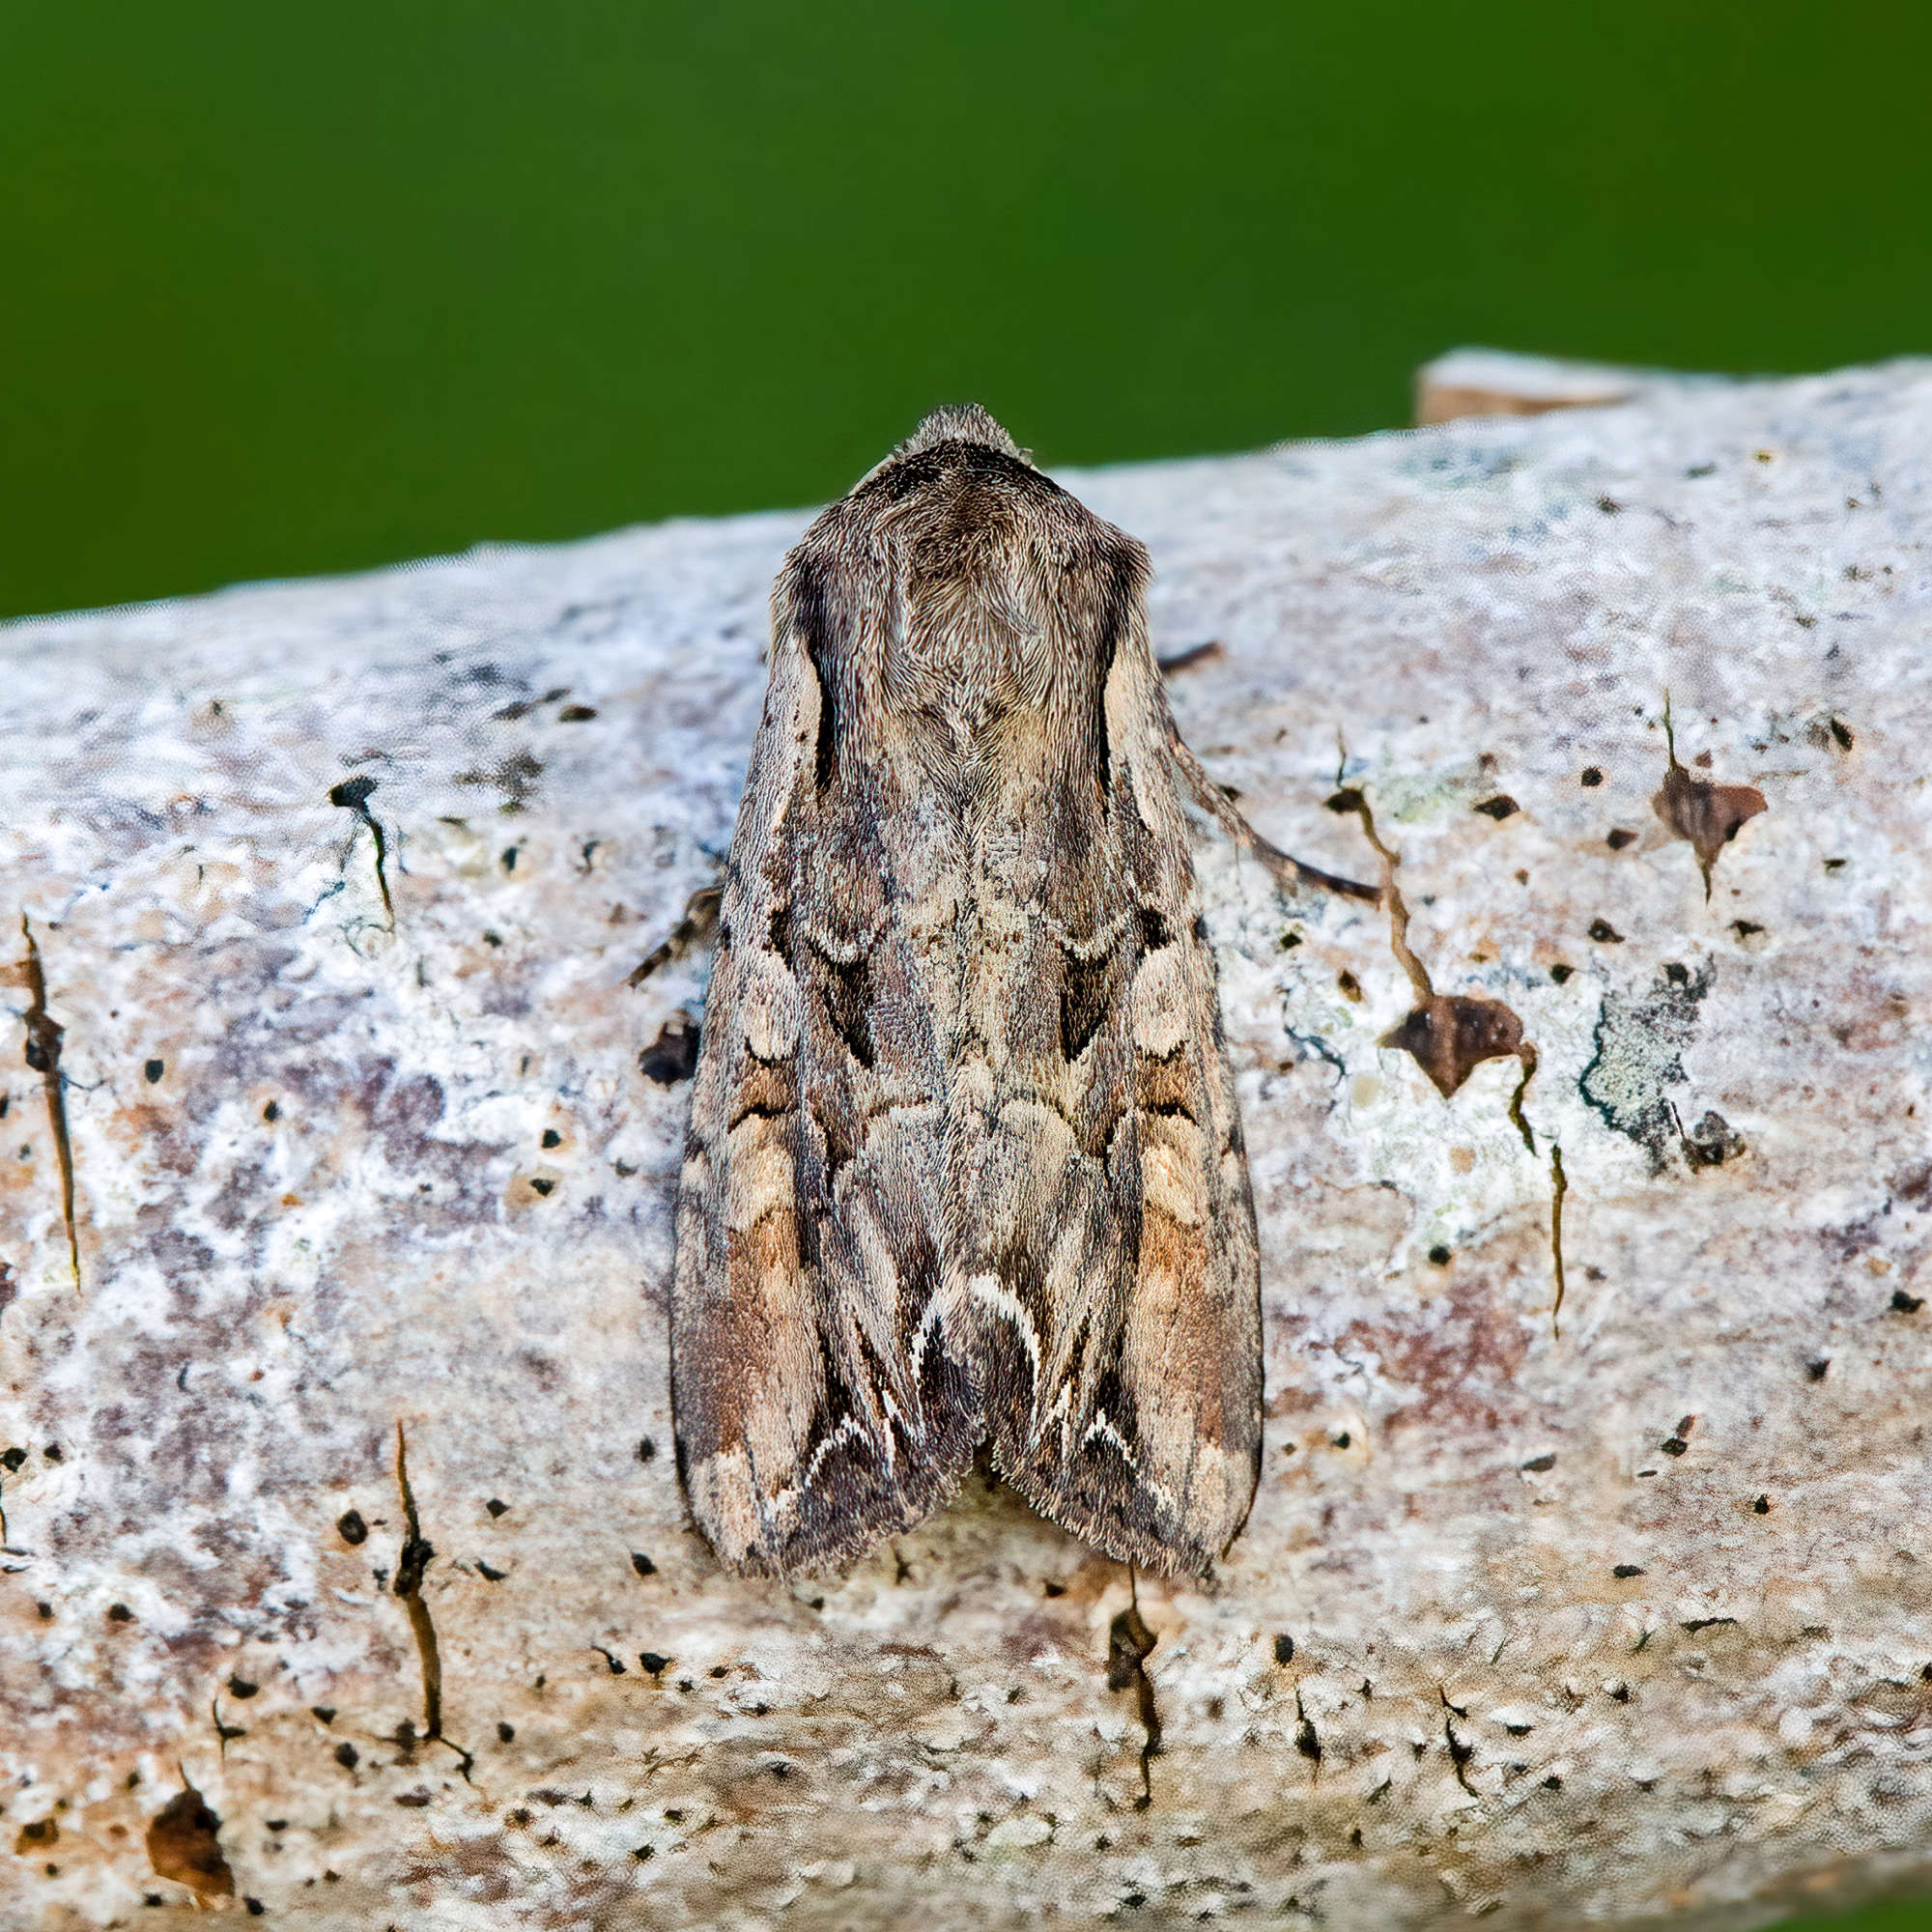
[1,359,1928,1930]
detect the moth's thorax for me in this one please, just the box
[854,469,1095,732]
[875,556,1068,732]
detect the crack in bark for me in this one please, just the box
[391,1423,472,1780]
[328,777,396,928]
[1325,764,1572,1322]
[1106,1581,1161,1811]
[1548,1146,1570,1337]
[1441,1688,1477,1795]
[16,918,79,1290]
[211,1697,244,1756]
[1325,773,1534,1101]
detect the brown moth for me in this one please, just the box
[671,406,1364,1577]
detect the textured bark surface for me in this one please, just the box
[2,358,1929,1930]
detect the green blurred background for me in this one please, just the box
[2,6,1929,1925]
[7,2,1932,624]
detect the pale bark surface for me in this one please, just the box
[2,358,1929,1930]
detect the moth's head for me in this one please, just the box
[849,405,1037,499]
[896,404,1031,466]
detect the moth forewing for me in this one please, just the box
[670,404,1263,1577]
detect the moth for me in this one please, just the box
[671,406,1364,1577]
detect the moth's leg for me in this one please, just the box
[629,879,725,985]
[1163,728,1380,904]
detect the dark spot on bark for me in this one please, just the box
[1380,995,1523,1098]
[1891,1290,1925,1314]
[1605,829,1636,850]
[1588,919,1623,943]
[630,1551,657,1577]
[1336,970,1362,1002]
[486,1498,508,1518]
[328,776,378,810]
[1682,1616,1738,1633]
[146,1781,233,1900]
[1753,1495,1772,1514]
[592,1646,626,1674]
[1549,964,1573,984]
[1654,762,1766,897]
[108,1603,134,1622]
[42,1442,61,1462]
[1731,920,1764,939]
[311,1706,335,1723]
[1324,787,1366,814]
[1683,1110,1746,1167]
[1295,1695,1321,1766]
[1613,1564,1645,1578]
[1332,1431,1351,1449]
[1597,496,1622,514]
[558,705,597,723]
[528,1178,554,1196]
[394,1789,433,1807]
[263,1100,280,1122]
[144,1058,165,1083]
[1661,1436,1689,1457]
[476,1560,507,1581]
[1474,795,1518,820]
[637,1437,656,1463]
[337,1509,368,1546]
[228,1676,258,1699]
[455,749,545,813]
[639,1018,700,1084]
[541,1128,561,1149]
[1272,1634,1295,1664]
[1520,1453,1556,1472]
[639,1652,668,1675]
[1,1446,26,1473]
[1807,1358,1831,1381]
[1580,768,1603,786]
[1429,1245,1452,1265]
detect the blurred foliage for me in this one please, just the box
[2,2,1929,622]
[1780,1900,1932,1932]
